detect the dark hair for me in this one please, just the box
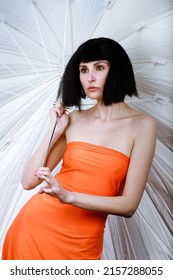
[57,37,138,110]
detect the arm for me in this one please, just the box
[38,115,157,217]
[21,104,69,190]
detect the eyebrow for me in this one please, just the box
[79,61,110,67]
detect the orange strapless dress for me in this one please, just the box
[2,141,129,260]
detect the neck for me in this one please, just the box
[93,101,127,121]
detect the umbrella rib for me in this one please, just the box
[134,64,154,74]
[33,2,62,50]
[62,0,69,70]
[3,21,59,60]
[31,1,53,75]
[0,63,37,89]
[2,22,47,85]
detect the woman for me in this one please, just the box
[2,37,156,260]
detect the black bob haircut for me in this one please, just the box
[57,37,138,110]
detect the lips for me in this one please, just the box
[87,87,99,92]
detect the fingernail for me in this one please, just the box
[34,170,38,176]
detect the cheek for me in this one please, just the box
[79,75,83,84]
[103,72,109,84]
[99,75,108,86]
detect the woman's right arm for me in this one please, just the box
[21,104,69,190]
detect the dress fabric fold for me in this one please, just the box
[2,141,129,260]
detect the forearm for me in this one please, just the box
[37,168,141,217]
[21,124,63,190]
[68,192,136,218]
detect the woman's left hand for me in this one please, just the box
[35,167,69,203]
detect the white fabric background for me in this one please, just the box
[0,0,172,259]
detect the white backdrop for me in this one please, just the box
[0,0,172,259]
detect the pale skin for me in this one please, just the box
[22,60,157,217]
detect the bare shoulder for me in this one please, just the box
[135,113,157,134]
[68,109,81,122]
[131,113,157,150]
[125,105,157,135]
[68,108,90,122]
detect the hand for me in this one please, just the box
[49,102,65,123]
[35,167,69,203]
[49,102,69,136]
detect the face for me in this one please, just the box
[79,60,110,102]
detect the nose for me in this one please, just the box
[87,71,95,82]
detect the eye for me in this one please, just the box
[79,67,88,73]
[96,65,104,71]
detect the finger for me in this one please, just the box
[39,185,59,197]
[51,108,61,118]
[34,167,51,176]
[36,174,56,186]
[50,107,58,117]
[55,101,64,109]
[38,167,51,172]
[39,186,54,194]
[37,174,50,181]
[34,169,53,183]
[65,108,70,114]
[54,102,65,117]
[39,184,51,193]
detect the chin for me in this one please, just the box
[87,94,102,101]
